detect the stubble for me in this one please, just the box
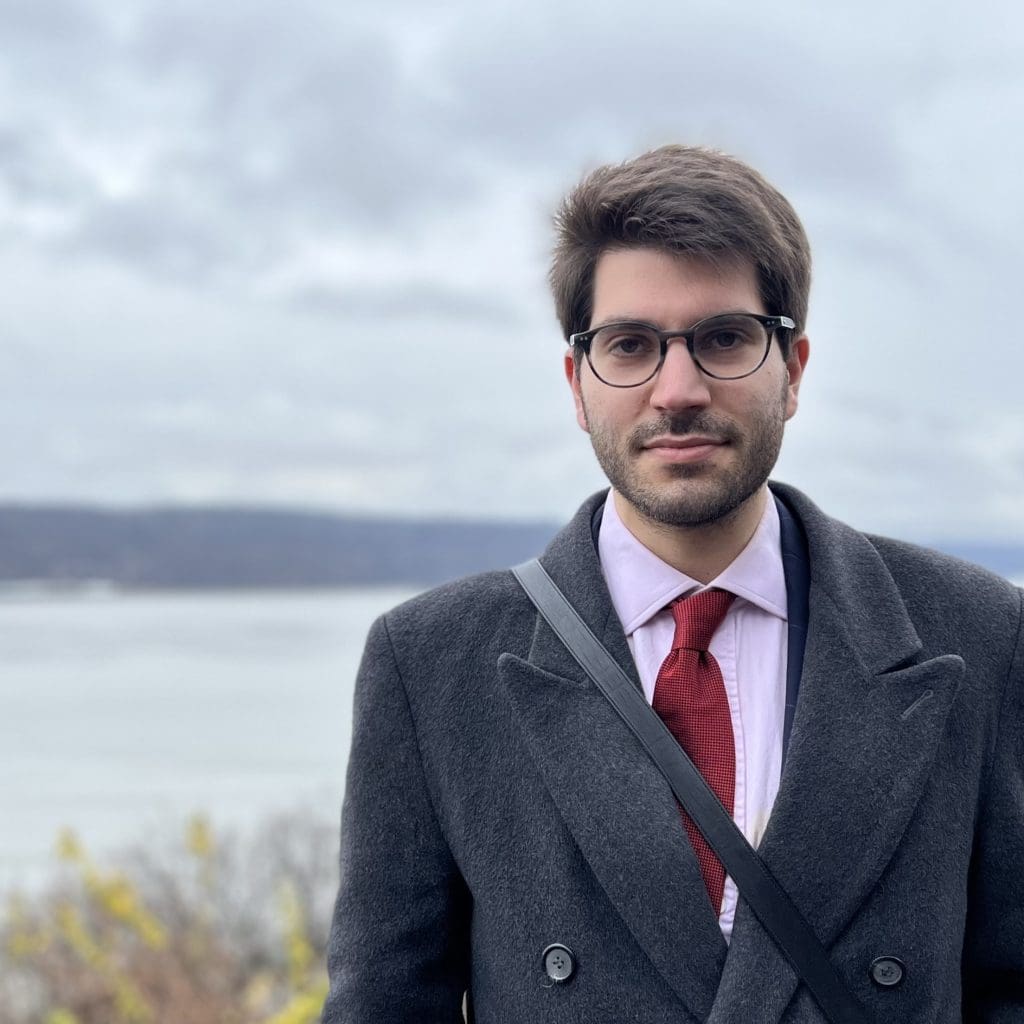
[580,379,789,529]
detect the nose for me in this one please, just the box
[648,338,712,411]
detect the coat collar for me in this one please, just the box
[554,482,926,677]
[768,481,922,674]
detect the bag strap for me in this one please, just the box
[512,558,870,1024]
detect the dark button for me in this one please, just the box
[542,943,575,983]
[869,956,905,988]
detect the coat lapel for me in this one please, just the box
[712,482,965,1020]
[499,490,727,1020]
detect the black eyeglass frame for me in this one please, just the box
[569,312,796,386]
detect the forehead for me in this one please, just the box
[590,248,764,327]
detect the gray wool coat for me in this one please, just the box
[321,482,1024,1023]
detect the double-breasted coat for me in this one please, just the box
[321,482,1024,1022]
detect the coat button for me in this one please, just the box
[542,943,576,983]
[869,956,905,988]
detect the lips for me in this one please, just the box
[641,436,727,463]
[642,436,725,450]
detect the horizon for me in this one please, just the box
[1,494,1022,547]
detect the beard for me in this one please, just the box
[581,383,788,529]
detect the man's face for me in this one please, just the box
[565,248,809,529]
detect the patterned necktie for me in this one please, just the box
[652,587,736,912]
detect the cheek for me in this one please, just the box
[758,364,793,414]
[584,389,644,428]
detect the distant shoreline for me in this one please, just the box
[0,579,423,597]
[0,504,560,588]
[0,503,1020,587]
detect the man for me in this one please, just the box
[321,146,1024,1022]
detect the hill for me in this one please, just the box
[0,505,559,588]
[0,504,1019,589]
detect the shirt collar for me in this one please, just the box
[597,488,788,636]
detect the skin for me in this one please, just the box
[564,248,810,583]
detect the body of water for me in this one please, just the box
[7,573,1021,894]
[1,585,420,892]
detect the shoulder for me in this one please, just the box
[865,532,1021,619]
[370,567,535,664]
[773,479,1020,614]
[859,532,1022,672]
[385,565,527,622]
[367,488,610,654]
[771,479,1022,659]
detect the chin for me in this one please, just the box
[625,474,765,529]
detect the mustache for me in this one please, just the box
[630,413,741,449]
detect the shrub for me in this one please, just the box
[1,809,338,1024]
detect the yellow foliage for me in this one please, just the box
[46,1011,81,1024]
[55,901,103,968]
[5,892,26,923]
[270,880,325,1024]
[53,892,156,1023]
[94,874,137,918]
[5,815,334,1024]
[50,842,160,1023]
[56,831,169,951]
[4,894,52,959]
[186,814,215,860]
[134,914,167,950]
[112,975,153,1024]
[6,924,51,959]
[84,871,167,950]
[262,978,328,1024]
[244,970,276,1014]
[55,829,84,864]
[278,882,314,988]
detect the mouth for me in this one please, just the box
[641,436,728,463]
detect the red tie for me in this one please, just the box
[652,588,736,912]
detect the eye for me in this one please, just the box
[609,333,651,355]
[705,330,743,350]
[693,316,763,358]
[593,326,658,359]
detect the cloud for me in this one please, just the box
[290,282,522,324]
[0,0,1022,540]
[0,0,482,292]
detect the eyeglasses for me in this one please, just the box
[569,312,795,387]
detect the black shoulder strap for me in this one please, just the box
[511,558,870,1024]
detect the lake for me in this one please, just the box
[6,574,1021,894]
[1,585,420,893]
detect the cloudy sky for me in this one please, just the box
[2,0,1022,541]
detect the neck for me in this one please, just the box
[613,486,768,584]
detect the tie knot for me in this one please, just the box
[669,588,735,652]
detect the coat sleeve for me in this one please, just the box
[321,614,471,1023]
[961,587,1024,1020]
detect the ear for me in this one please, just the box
[564,350,589,432]
[783,334,810,421]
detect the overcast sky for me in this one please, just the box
[2,0,1022,541]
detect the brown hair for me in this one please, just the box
[550,145,811,358]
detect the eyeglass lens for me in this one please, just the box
[589,314,770,384]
